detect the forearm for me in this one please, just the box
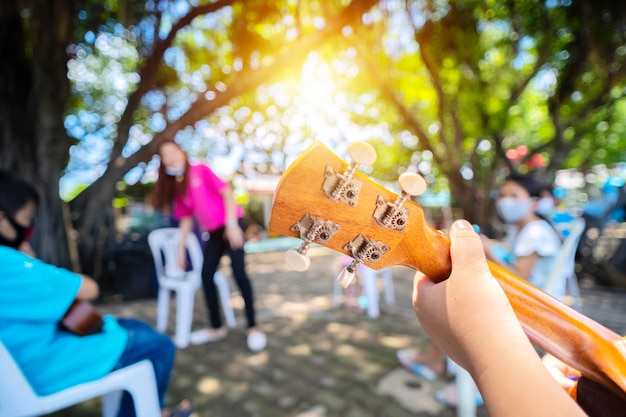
[221,186,238,226]
[75,275,100,300]
[178,216,194,239]
[445,306,585,416]
[473,339,586,417]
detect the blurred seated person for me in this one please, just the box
[0,170,191,417]
[481,173,562,290]
[536,183,577,239]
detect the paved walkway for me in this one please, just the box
[47,246,626,417]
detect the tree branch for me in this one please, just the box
[109,0,238,164]
[73,0,380,208]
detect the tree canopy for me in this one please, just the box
[1,0,625,273]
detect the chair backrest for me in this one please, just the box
[147,228,204,280]
[0,340,39,412]
[542,217,586,300]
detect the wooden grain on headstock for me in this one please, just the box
[269,141,452,282]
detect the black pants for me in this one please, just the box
[200,221,256,329]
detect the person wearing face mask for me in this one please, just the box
[0,196,36,254]
[536,186,556,217]
[0,170,193,417]
[481,174,562,289]
[536,184,577,239]
[150,139,267,352]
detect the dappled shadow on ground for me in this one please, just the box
[44,245,626,417]
[45,247,476,417]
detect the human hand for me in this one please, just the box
[541,354,580,397]
[177,243,188,271]
[225,223,245,249]
[479,234,497,260]
[412,219,529,377]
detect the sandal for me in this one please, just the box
[189,327,227,345]
[435,382,484,407]
[167,400,194,417]
[169,406,194,417]
[396,349,439,382]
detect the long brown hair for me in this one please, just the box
[150,139,190,212]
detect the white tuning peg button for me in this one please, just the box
[399,172,427,197]
[348,142,377,166]
[285,248,311,271]
[336,266,356,288]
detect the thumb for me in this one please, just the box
[449,220,490,279]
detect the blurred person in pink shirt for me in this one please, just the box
[150,139,266,352]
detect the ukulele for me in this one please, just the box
[60,300,104,336]
[268,141,626,411]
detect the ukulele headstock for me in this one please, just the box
[269,141,452,284]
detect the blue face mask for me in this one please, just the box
[496,197,532,224]
[165,166,185,176]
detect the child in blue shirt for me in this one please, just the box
[0,170,190,417]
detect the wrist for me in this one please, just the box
[226,219,238,227]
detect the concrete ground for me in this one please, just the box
[46,246,626,417]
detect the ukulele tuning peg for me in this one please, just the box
[336,259,361,288]
[285,214,341,271]
[373,172,427,232]
[347,142,377,166]
[285,246,311,271]
[322,142,377,207]
[398,172,427,197]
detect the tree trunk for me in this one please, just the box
[0,0,75,268]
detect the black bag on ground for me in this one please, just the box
[102,233,157,300]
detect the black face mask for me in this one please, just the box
[0,213,34,249]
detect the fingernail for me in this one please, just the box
[452,219,472,231]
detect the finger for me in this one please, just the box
[449,219,490,278]
[412,272,431,297]
[412,272,433,311]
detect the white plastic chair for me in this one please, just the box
[446,358,479,417]
[542,217,586,311]
[0,340,160,417]
[332,263,395,319]
[148,228,236,348]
